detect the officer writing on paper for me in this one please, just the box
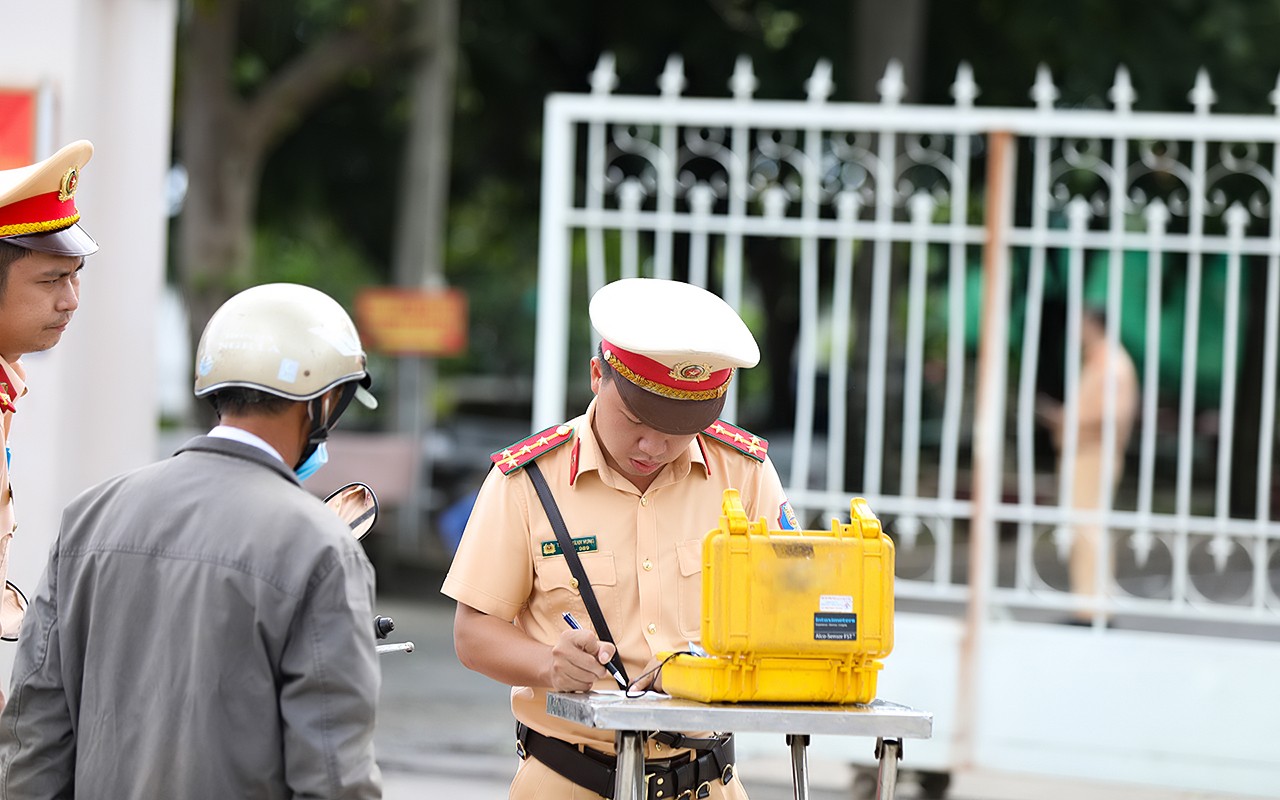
[0,141,98,712]
[0,283,382,799]
[444,278,798,800]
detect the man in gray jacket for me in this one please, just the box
[0,283,382,799]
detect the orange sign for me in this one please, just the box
[356,287,468,356]
[0,89,35,169]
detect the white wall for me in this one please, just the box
[0,0,176,686]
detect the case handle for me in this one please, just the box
[849,497,884,540]
[720,488,750,536]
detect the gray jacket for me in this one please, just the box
[0,436,381,799]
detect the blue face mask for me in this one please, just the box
[294,442,329,482]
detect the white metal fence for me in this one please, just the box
[534,54,1280,793]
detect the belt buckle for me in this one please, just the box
[695,780,712,799]
[645,768,677,799]
[515,739,527,760]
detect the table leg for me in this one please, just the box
[785,734,810,800]
[615,729,646,800]
[874,737,902,800]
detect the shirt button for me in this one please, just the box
[642,559,653,571]
[647,623,657,634]
[640,497,648,507]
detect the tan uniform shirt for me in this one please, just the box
[442,400,791,753]
[0,356,29,639]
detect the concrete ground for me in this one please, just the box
[370,587,1263,800]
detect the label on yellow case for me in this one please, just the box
[814,613,857,641]
[819,594,853,612]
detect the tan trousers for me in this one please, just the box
[509,752,751,800]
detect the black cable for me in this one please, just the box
[623,650,697,698]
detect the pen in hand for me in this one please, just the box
[561,611,628,689]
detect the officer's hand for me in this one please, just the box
[547,629,617,692]
[631,655,665,692]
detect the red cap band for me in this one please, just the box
[0,190,79,238]
[601,339,733,401]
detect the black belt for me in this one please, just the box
[516,723,735,799]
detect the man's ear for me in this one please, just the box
[589,357,604,395]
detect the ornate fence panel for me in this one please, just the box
[535,54,1280,794]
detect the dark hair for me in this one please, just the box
[596,342,616,383]
[206,387,295,418]
[0,240,29,297]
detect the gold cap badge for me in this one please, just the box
[58,166,80,203]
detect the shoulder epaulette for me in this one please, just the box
[491,423,576,476]
[700,419,767,462]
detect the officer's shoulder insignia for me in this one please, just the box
[491,424,576,476]
[700,419,767,462]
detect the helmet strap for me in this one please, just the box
[294,383,359,470]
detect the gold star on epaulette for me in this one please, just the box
[700,419,768,462]
[490,424,576,476]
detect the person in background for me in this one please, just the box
[1038,306,1139,625]
[444,277,798,800]
[0,140,98,709]
[0,283,383,799]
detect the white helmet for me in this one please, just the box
[194,283,376,409]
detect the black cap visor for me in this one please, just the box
[4,223,99,257]
[613,378,726,436]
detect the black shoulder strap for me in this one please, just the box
[524,462,630,685]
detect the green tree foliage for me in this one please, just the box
[200,0,1280,412]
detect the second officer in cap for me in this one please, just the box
[0,140,98,706]
[444,278,797,800]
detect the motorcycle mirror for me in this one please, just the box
[324,482,380,541]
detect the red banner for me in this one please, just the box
[0,90,35,169]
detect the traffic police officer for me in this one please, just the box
[444,278,796,799]
[0,140,97,682]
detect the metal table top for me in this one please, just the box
[547,692,933,739]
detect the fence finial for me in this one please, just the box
[877,59,905,106]
[1145,198,1170,229]
[1188,68,1217,115]
[730,56,758,101]
[951,62,978,109]
[806,59,834,103]
[589,53,618,95]
[1031,64,1059,111]
[1109,65,1136,113]
[658,54,686,98]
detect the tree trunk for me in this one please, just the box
[177,0,262,424]
[173,0,419,423]
[842,0,930,492]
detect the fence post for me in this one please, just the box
[954,129,1016,769]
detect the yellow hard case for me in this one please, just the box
[660,489,894,704]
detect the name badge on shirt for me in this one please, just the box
[541,536,599,557]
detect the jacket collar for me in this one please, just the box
[175,435,301,486]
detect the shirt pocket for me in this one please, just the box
[676,539,704,639]
[534,551,620,626]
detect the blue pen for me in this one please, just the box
[561,611,628,689]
